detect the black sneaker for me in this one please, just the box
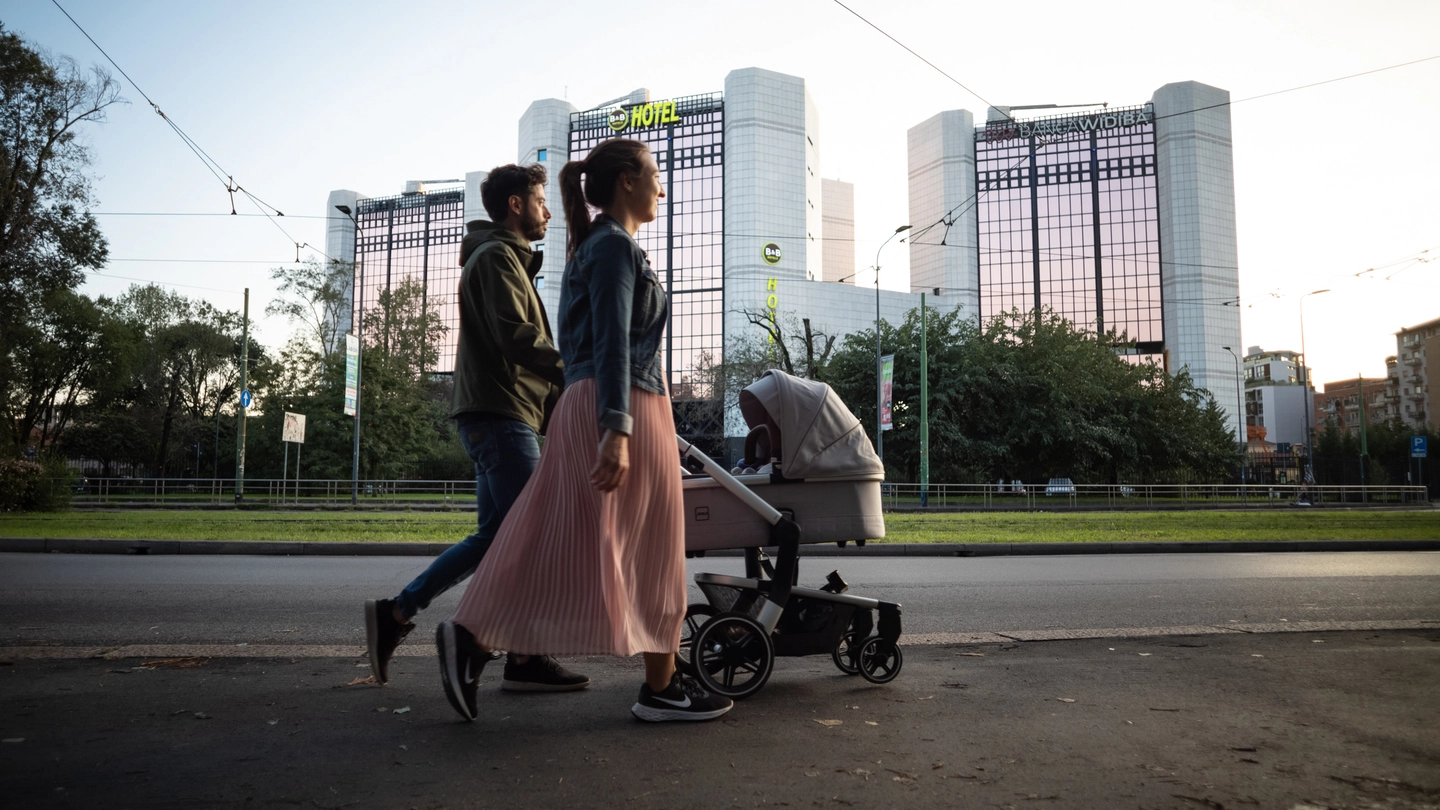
[631,673,734,722]
[501,655,591,692]
[436,621,487,721]
[364,599,414,685]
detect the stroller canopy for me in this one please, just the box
[739,370,884,481]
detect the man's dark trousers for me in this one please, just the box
[393,412,540,619]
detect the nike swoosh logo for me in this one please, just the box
[652,694,691,708]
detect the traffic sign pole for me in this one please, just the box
[235,288,249,504]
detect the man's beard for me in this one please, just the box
[520,212,547,242]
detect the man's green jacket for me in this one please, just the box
[450,220,564,433]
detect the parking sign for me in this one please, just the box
[1413,436,1428,458]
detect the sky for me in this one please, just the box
[7,0,1440,387]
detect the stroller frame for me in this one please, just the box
[677,437,904,699]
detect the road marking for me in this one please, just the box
[2,619,1434,660]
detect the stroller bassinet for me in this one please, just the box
[675,370,903,699]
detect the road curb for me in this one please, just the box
[3,537,1439,557]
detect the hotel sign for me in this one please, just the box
[608,100,683,132]
[984,108,1153,143]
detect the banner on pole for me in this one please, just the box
[880,354,895,432]
[282,412,307,444]
[344,334,359,416]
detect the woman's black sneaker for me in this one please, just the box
[436,621,486,721]
[364,599,413,685]
[501,655,591,692]
[631,673,733,722]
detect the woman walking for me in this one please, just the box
[436,138,732,723]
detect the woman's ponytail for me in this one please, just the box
[558,138,650,260]
[559,159,591,261]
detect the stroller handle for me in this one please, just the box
[676,436,784,526]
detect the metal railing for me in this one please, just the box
[48,477,1433,511]
[880,482,1431,510]
[63,477,475,509]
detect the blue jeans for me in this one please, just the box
[394,413,541,619]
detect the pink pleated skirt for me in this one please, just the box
[451,378,686,656]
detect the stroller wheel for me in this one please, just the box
[675,603,718,677]
[692,612,774,700]
[831,630,863,676]
[857,636,903,685]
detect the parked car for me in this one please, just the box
[1045,477,1076,496]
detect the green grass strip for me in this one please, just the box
[1,509,1436,544]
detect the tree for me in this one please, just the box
[1,27,124,454]
[824,307,1241,484]
[249,276,458,481]
[3,287,129,451]
[266,258,352,368]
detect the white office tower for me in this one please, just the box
[462,171,488,225]
[517,97,578,324]
[905,109,979,315]
[324,188,363,341]
[821,178,856,283]
[904,82,1242,436]
[722,67,820,436]
[1153,81,1243,440]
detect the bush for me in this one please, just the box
[0,457,74,512]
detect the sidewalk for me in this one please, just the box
[4,536,1440,556]
[3,630,1437,809]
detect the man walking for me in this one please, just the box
[364,163,587,692]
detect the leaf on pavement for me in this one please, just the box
[335,676,376,688]
[814,719,843,727]
[865,721,879,726]
[1056,698,1076,703]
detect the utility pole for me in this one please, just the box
[336,204,364,507]
[874,225,911,467]
[919,293,929,507]
[1224,347,1245,501]
[1358,374,1369,485]
[234,288,249,504]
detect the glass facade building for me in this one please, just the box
[567,93,726,398]
[352,187,465,373]
[976,105,1163,359]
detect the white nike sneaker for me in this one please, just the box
[437,620,486,721]
[631,673,733,722]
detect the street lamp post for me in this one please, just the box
[1299,289,1330,490]
[336,204,363,507]
[874,225,910,467]
[1223,346,1245,502]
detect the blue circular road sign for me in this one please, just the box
[240,390,252,408]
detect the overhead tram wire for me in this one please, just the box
[79,267,245,295]
[825,11,1440,255]
[829,0,1012,123]
[49,0,332,263]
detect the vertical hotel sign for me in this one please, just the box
[344,334,359,416]
[880,354,895,431]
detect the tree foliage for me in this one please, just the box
[0,26,123,456]
[820,308,1240,484]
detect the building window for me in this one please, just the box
[537,149,547,161]
[976,108,1162,363]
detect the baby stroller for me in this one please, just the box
[674,369,903,699]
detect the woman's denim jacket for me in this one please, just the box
[557,215,667,435]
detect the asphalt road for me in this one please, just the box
[4,551,1440,808]
[3,551,1439,648]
